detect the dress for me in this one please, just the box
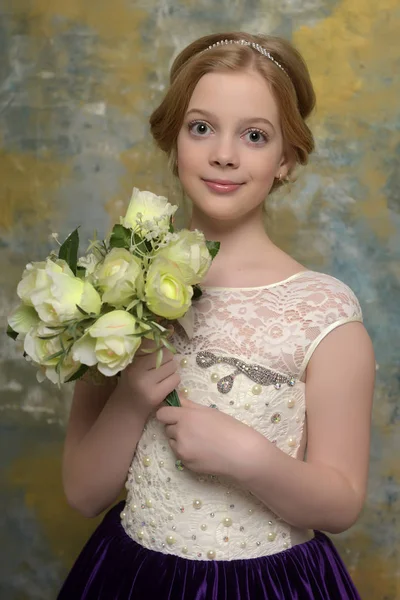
[58,270,363,599]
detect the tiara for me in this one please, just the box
[206,39,289,78]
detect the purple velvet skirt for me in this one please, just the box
[57,501,360,599]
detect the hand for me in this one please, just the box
[156,396,261,480]
[117,339,180,418]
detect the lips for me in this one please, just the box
[202,179,244,194]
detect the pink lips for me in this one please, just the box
[203,179,243,194]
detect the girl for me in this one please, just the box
[58,32,375,599]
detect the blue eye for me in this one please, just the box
[244,129,268,144]
[188,121,211,136]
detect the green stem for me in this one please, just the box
[164,389,181,407]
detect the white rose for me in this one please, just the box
[72,310,142,376]
[8,304,40,338]
[19,258,102,325]
[122,187,177,235]
[95,248,144,306]
[24,324,80,384]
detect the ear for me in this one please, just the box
[275,147,296,180]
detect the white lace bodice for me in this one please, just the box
[121,270,363,561]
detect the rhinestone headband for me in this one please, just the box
[206,39,289,79]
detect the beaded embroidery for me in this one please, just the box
[196,350,296,394]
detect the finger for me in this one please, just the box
[164,423,178,440]
[156,406,180,424]
[156,372,181,400]
[168,438,178,454]
[152,359,177,384]
[179,396,201,409]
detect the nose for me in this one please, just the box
[209,136,239,169]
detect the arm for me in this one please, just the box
[233,321,375,533]
[62,346,180,518]
[62,376,148,518]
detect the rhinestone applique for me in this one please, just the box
[196,351,296,394]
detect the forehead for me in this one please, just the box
[187,70,280,124]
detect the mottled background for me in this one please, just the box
[0,0,399,598]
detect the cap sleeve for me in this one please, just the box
[298,280,363,377]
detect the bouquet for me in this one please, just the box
[6,188,219,407]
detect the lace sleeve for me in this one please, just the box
[298,282,363,377]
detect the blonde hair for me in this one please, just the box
[150,31,316,194]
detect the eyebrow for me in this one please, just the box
[185,108,275,130]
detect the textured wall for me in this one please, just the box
[1,0,399,598]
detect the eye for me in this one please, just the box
[243,128,268,144]
[188,120,212,136]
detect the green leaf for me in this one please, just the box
[43,349,65,362]
[192,284,202,300]
[59,228,80,275]
[164,389,181,407]
[169,217,174,233]
[137,303,143,319]
[109,224,132,249]
[6,324,18,341]
[161,337,177,353]
[156,348,163,369]
[65,364,89,383]
[206,240,220,260]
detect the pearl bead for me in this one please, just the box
[130,503,137,511]
[135,474,143,483]
[252,384,262,395]
[248,508,253,515]
[166,535,175,545]
[201,524,207,531]
[142,456,151,467]
[128,467,133,473]
[210,512,215,517]
[287,399,295,408]
[207,550,216,559]
[181,387,189,396]
[180,358,188,367]
[244,403,251,410]
[222,517,232,527]
[152,433,157,440]
[120,511,126,519]
[159,460,164,467]
[150,519,156,527]
[211,373,219,383]
[172,525,176,531]
[165,493,170,500]
[240,541,246,548]
[193,499,202,510]
[146,499,152,508]
[283,541,289,549]
[288,437,297,447]
[268,532,277,542]
[138,530,144,539]
[182,546,188,553]
[256,541,261,546]
[168,514,173,520]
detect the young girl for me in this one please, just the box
[58,32,375,599]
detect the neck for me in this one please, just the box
[190,206,277,280]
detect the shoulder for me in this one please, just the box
[292,270,363,322]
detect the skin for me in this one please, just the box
[63,69,375,533]
[156,70,376,533]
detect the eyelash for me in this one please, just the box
[187,120,269,144]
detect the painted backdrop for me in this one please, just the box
[1,1,399,598]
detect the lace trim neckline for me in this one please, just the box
[201,270,314,292]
